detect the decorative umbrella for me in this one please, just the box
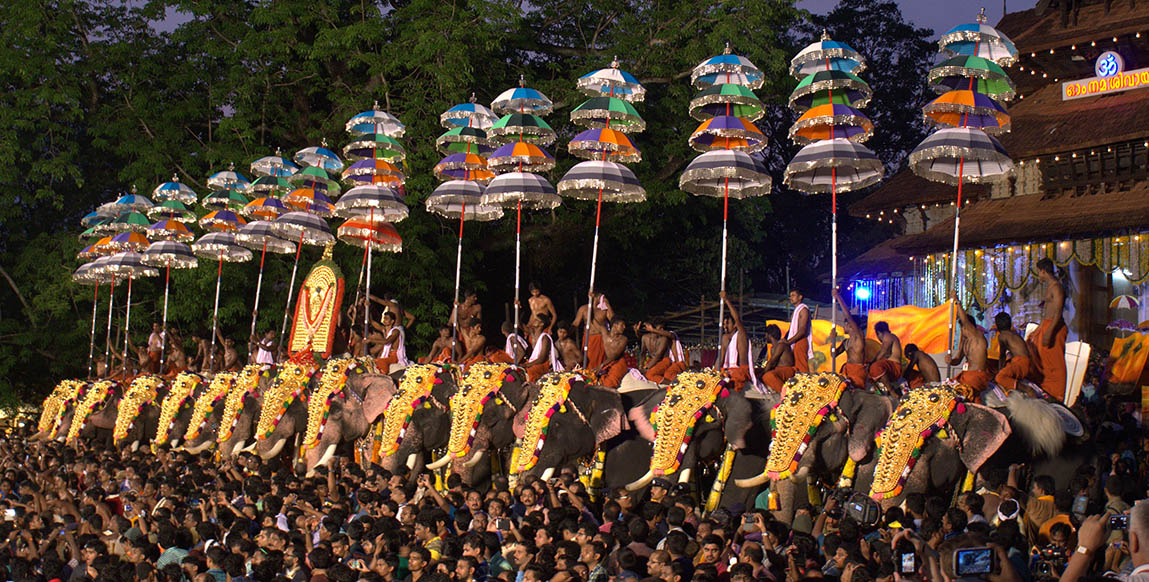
[436,127,494,155]
[294,141,345,174]
[92,251,159,378]
[242,197,288,220]
[689,84,765,122]
[147,200,196,223]
[789,70,873,112]
[577,58,646,101]
[434,153,495,183]
[110,212,152,234]
[199,210,247,232]
[283,189,336,216]
[207,164,251,191]
[440,96,499,130]
[192,232,253,372]
[691,43,765,90]
[153,175,198,204]
[784,139,884,191]
[487,141,556,173]
[342,134,407,162]
[789,104,874,144]
[489,114,557,145]
[235,221,296,348]
[571,96,647,132]
[202,188,250,211]
[569,128,642,162]
[346,102,406,137]
[680,150,772,198]
[334,185,409,222]
[908,127,1013,185]
[689,116,767,153]
[104,189,155,214]
[78,236,115,260]
[923,90,1011,135]
[82,210,113,227]
[251,150,300,178]
[789,31,867,78]
[1110,295,1141,310]
[557,161,645,202]
[90,217,119,236]
[249,176,295,198]
[341,159,406,184]
[928,55,1016,100]
[141,241,198,372]
[289,166,342,196]
[938,10,1018,66]
[147,220,195,242]
[338,218,405,342]
[271,212,334,351]
[491,78,554,115]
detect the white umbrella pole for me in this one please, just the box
[947,158,966,352]
[278,229,306,355]
[104,281,116,378]
[452,209,465,363]
[121,276,133,379]
[364,208,374,357]
[715,179,728,371]
[514,201,522,335]
[160,262,171,373]
[209,251,223,373]
[87,283,100,379]
[249,242,268,353]
[830,171,838,374]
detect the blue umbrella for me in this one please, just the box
[691,44,764,89]
[294,141,344,173]
[440,95,499,130]
[152,174,198,204]
[491,77,554,115]
[207,164,251,190]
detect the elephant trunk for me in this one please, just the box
[626,469,654,492]
[734,472,771,488]
[260,438,286,460]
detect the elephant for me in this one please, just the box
[733,373,896,523]
[109,375,167,451]
[35,379,89,442]
[63,379,123,449]
[255,362,318,463]
[424,363,532,487]
[182,365,267,457]
[501,371,624,484]
[150,372,209,450]
[356,363,459,480]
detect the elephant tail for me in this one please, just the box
[1004,392,1066,458]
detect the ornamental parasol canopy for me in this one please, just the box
[109,211,152,233]
[249,176,294,197]
[1110,295,1141,310]
[923,90,1011,135]
[147,220,195,242]
[489,114,557,145]
[147,200,196,223]
[153,175,198,204]
[434,154,495,183]
[104,192,155,214]
[557,160,646,203]
[425,181,503,221]
[271,211,335,246]
[929,56,1016,100]
[199,209,247,232]
[938,11,1018,66]
[784,138,884,193]
[487,141,556,173]
[345,103,406,137]
[289,166,342,196]
[294,142,344,173]
[441,97,499,130]
[789,104,874,144]
[789,70,873,112]
[790,33,867,78]
[908,127,1014,186]
[242,197,288,220]
[106,232,151,253]
[689,116,767,153]
[337,219,403,252]
[207,166,251,191]
[250,152,300,178]
[571,97,647,132]
[91,217,121,236]
[576,59,646,102]
[689,84,764,122]
[1106,320,1137,333]
[78,227,103,241]
[77,240,109,261]
[72,261,111,284]
[202,188,250,211]
[141,241,198,269]
[284,188,336,216]
[334,185,409,223]
[691,44,764,90]
[81,210,113,227]
[235,220,296,254]
[341,159,405,184]
[436,127,493,155]
[491,81,554,116]
[568,128,642,162]
[91,251,159,278]
[86,255,126,283]
[679,150,772,198]
[191,232,253,262]
[481,172,561,210]
[342,134,407,162]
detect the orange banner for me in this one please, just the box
[1110,333,1149,384]
[864,302,954,354]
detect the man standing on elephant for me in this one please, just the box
[948,294,992,398]
[524,313,561,382]
[573,292,613,369]
[994,312,1034,396]
[718,291,752,390]
[760,324,796,393]
[639,320,688,385]
[147,323,164,373]
[598,319,630,388]
[1030,258,1068,402]
[831,290,868,389]
[786,290,813,373]
[869,321,903,392]
[371,312,410,373]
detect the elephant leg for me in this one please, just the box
[770,478,800,524]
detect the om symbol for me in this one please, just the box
[1095,52,1123,78]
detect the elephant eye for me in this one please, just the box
[484,372,491,379]
[695,381,705,388]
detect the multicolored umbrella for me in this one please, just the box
[146,220,195,243]
[199,210,247,232]
[568,128,642,162]
[81,210,113,227]
[334,185,409,223]
[491,79,554,116]
[789,70,873,112]
[436,127,493,155]
[928,55,1016,100]
[109,211,152,234]
[487,141,556,173]
[489,114,557,145]
[689,84,764,122]
[923,90,1011,134]
[789,104,874,144]
[908,127,1013,186]
[341,159,405,184]
[789,32,866,78]
[691,44,765,90]
[153,175,198,204]
[192,232,253,371]
[938,10,1018,66]
[679,150,772,198]
[147,200,196,223]
[337,219,403,253]
[294,141,344,174]
[289,166,342,196]
[577,58,646,102]
[250,150,300,178]
[345,103,406,137]
[207,165,251,191]
[571,96,647,132]
[235,220,295,345]
[433,153,495,184]
[557,161,645,202]
[202,188,250,211]
[242,197,289,220]
[689,116,767,153]
[249,176,295,197]
[104,190,155,214]
[141,240,198,371]
[342,134,407,162]
[441,96,499,130]
[1110,295,1141,310]
[284,188,336,216]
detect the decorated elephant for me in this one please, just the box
[63,379,123,448]
[254,362,316,462]
[298,357,400,475]
[182,364,266,456]
[111,375,166,451]
[424,362,532,486]
[369,363,458,479]
[149,371,209,450]
[733,373,896,523]
[504,371,624,484]
[35,379,88,442]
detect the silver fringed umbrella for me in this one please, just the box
[73,261,118,378]
[334,185,409,223]
[557,161,645,203]
[141,241,198,372]
[235,221,296,349]
[192,233,253,372]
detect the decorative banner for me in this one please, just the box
[865,302,955,354]
[1110,333,1149,385]
[289,255,345,357]
[1062,51,1149,101]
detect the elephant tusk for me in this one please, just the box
[626,470,654,492]
[678,468,692,484]
[463,450,484,468]
[130,440,140,453]
[733,472,771,488]
[405,454,417,470]
[313,444,337,472]
[540,467,555,482]
[425,454,454,470]
[261,438,286,460]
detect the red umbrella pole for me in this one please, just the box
[452,202,465,363]
[364,208,375,354]
[87,283,100,379]
[160,261,171,373]
[278,229,307,355]
[831,169,838,372]
[714,177,730,371]
[103,281,116,378]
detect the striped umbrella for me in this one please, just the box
[491,79,554,115]
[202,188,250,211]
[284,188,336,216]
[789,70,873,112]
[334,185,409,223]
[242,197,288,220]
[141,241,198,371]
[440,96,499,130]
[109,212,152,234]
[294,142,344,173]
[104,190,155,214]
[92,251,159,377]
[147,220,195,242]
[436,127,493,155]
[577,58,646,102]
[789,104,874,144]
[147,200,196,223]
[199,210,247,232]
[923,90,1011,135]
[571,96,647,132]
[345,102,406,137]
[679,150,772,198]
[689,84,764,122]
[568,128,642,162]
[192,233,253,372]
[338,219,403,252]
[557,160,645,203]
[784,139,884,193]
[487,141,556,173]
[343,134,407,162]
[908,127,1013,186]
[74,260,116,377]
[153,175,198,204]
[689,116,767,153]
[434,154,495,184]
[235,220,295,347]
[77,238,113,260]
[341,159,405,184]
[489,114,557,146]
[207,165,251,191]
[289,166,342,196]
[928,56,1016,100]
[691,44,764,90]
[90,217,119,236]
[789,32,866,78]
[938,10,1018,66]
[250,150,300,177]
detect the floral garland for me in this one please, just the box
[649,369,728,476]
[66,380,117,444]
[153,372,203,446]
[114,375,164,443]
[217,364,265,443]
[255,363,314,440]
[40,379,85,438]
[511,371,583,474]
[183,372,237,442]
[303,357,359,450]
[868,384,960,500]
[378,364,441,457]
[764,372,846,480]
[446,363,514,460]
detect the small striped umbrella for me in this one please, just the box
[250,151,300,177]
[689,84,764,122]
[789,70,873,112]
[487,141,556,173]
[784,138,884,193]
[104,189,155,214]
[928,56,1016,100]
[436,126,493,155]
[489,114,557,146]
[689,116,767,153]
[577,58,646,102]
[557,160,645,203]
[106,232,151,253]
[923,90,1011,135]
[679,150,772,198]
[568,128,642,162]
[202,188,250,211]
[938,11,1018,66]
[342,134,407,162]
[789,104,874,144]
[789,32,866,78]
[691,44,764,89]
[153,175,198,204]
[294,142,344,173]
[289,166,342,196]
[147,200,196,223]
[242,197,289,220]
[192,232,253,371]
[341,159,406,184]
[571,96,646,132]
[141,240,198,371]
[199,210,247,232]
[207,165,251,191]
[74,259,114,377]
[440,96,499,130]
[491,79,554,116]
[908,127,1013,186]
[147,220,195,242]
[284,188,336,216]
[434,153,495,184]
[345,103,406,137]
[109,211,152,234]
[1110,295,1141,310]
[334,185,409,223]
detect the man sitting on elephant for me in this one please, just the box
[903,344,940,389]
[556,323,582,371]
[994,311,1035,396]
[719,291,752,389]
[831,289,868,389]
[599,320,631,388]
[948,294,993,399]
[869,321,903,391]
[371,312,411,372]
[639,319,688,385]
[760,325,797,393]
[525,313,562,382]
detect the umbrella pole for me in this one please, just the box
[104,281,116,378]
[514,201,522,335]
[249,241,268,362]
[278,229,306,356]
[715,178,729,371]
[364,207,375,358]
[87,283,100,379]
[209,251,223,373]
[947,158,966,352]
[160,262,171,374]
[353,240,368,353]
[122,276,134,379]
[452,205,465,363]
[831,170,838,373]
[583,187,607,369]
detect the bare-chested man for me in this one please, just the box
[369,293,415,328]
[555,322,582,372]
[452,291,482,337]
[902,344,940,388]
[524,313,560,382]
[761,324,797,393]
[190,335,211,373]
[993,312,1035,396]
[638,319,688,384]
[869,321,903,391]
[216,328,241,371]
[948,294,991,396]
[785,290,813,373]
[718,291,752,389]
[502,321,529,365]
[460,318,491,366]
[422,327,457,364]
[599,320,630,389]
[573,292,613,369]
[370,312,410,372]
[167,328,189,374]
[1031,258,1068,402]
[147,323,164,373]
[830,289,868,389]
[527,282,557,336]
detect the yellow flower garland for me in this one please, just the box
[446,362,513,459]
[184,372,236,442]
[40,379,85,438]
[255,363,313,440]
[648,370,726,475]
[66,380,116,444]
[303,358,358,450]
[114,375,164,443]
[378,364,440,457]
[217,364,264,443]
[153,372,203,446]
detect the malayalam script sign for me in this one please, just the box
[1062,51,1149,100]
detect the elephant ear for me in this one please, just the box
[512,384,539,440]
[839,390,894,462]
[948,402,1011,474]
[361,375,398,425]
[627,390,665,443]
[574,386,624,445]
